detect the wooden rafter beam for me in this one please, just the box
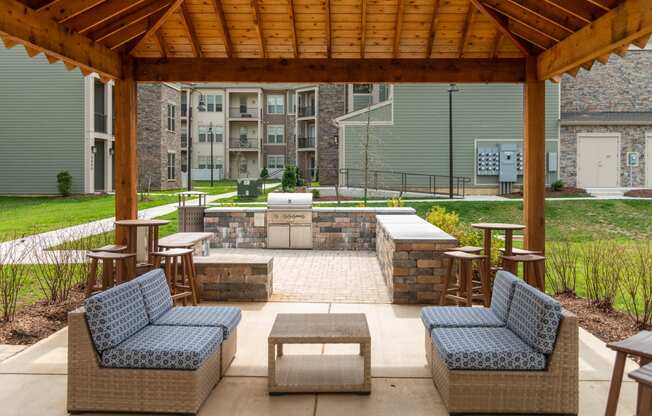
[509,20,555,50]
[129,0,184,54]
[426,0,439,58]
[469,0,531,56]
[211,0,232,57]
[482,0,567,42]
[0,0,121,78]
[584,0,618,11]
[491,31,502,58]
[34,0,61,12]
[104,19,149,50]
[504,0,583,33]
[540,0,605,23]
[325,0,331,57]
[538,0,652,80]
[393,0,405,58]
[459,3,475,57]
[250,0,265,58]
[66,0,147,34]
[179,2,201,57]
[89,0,171,42]
[39,0,105,23]
[360,0,367,57]
[155,29,168,57]
[134,58,527,83]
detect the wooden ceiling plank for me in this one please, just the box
[482,0,566,41]
[459,4,475,57]
[155,29,168,57]
[584,0,617,11]
[66,0,147,34]
[34,0,61,12]
[360,0,367,58]
[134,58,527,83]
[210,0,232,57]
[179,2,201,58]
[90,0,170,42]
[510,21,552,50]
[325,0,331,58]
[469,0,531,56]
[425,0,439,58]
[103,18,150,50]
[0,0,121,79]
[491,31,502,58]
[540,0,605,23]
[129,0,183,55]
[393,0,405,58]
[538,0,652,80]
[39,0,106,24]
[250,0,265,58]
[505,0,583,33]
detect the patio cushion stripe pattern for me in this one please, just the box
[134,269,173,322]
[420,307,505,331]
[507,282,562,354]
[154,306,242,338]
[100,325,223,370]
[431,327,546,371]
[490,271,520,321]
[84,280,149,352]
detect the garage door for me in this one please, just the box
[577,134,619,188]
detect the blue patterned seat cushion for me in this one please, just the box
[490,271,520,321]
[100,325,223,370]
[84,280,149,352]
[507,282,562,354]
[133,269,173,322]
[431,327,546,371]
[153,306,241,338]
[420,307,504,331]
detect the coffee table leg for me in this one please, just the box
[605,351,627,416]
[362,342,371,394]
[268,342,277,393]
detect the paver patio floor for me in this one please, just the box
[0,301,639,415]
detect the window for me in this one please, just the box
[267,125,284,144]
[167,152,176,180]
[379,84,391,102]
[198,126,224,143]
[267,94,284,114]
[181,91,188,117]
[267,155,285,170]
[167,103,176,131]
[239,126,248,139]
[198,94,223,112]
[198,156,223,170]
[353,84,372,94]
[287,91,296,114]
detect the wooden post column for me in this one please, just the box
[114,58,138,245]
[523,57,545,253]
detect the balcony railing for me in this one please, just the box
[298,106,315,117]
[297,137,316,149]
[94,113,107,133]
[181,104,187,117]
[229,107,259,118]
[229,137,259,149]
[181,134,188,148]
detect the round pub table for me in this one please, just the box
[115,219,170,277]
[471,222,525,280]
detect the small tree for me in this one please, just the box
[260,167,269,179]
[282,165,297,192]
[57,171,72,197]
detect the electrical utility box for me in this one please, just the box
[499,143,518,183]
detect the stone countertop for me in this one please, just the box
[205,207,267,213]
[312,207,416,214]
[376,214,456,242]
[194,254,273,265]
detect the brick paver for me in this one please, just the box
[208,248,391,303]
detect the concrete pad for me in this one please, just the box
[200,377,315,416]
[0,374,67,416]
[579,327,637,381]
[327,303,429,378]
[0,345,26,363]
[580,380,637,416]
[316,378,447,416]
[0,327,68,375]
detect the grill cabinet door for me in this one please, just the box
[290,224,313,249]
[268,225,290,248]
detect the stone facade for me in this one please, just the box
[560,50,652,188]
[204,208,267,248]
[137,83,182,190]
[195,256,273,301]
[317,85,346,185]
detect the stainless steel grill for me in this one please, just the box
[266,193,313,249]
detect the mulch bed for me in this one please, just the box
[624,189,652,198]
[556,292,641,344]
[0,288,84,345]
[504,187,591,199]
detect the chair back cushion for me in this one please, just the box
[134,269,173,322]
[490,271,520,322]
[84,280,149,352]
[506,282,562,354]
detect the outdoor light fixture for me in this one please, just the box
[108,147,115,156]
[447,84,460,199]
[91,145,97,154]
[187,86,208,191]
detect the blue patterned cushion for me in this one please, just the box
[490,271,520,321]
[431,327,546,370]
[100,325,223,370]
[420,307,504,331]
[154,306,241,338]
[506,282,562,354]
[84,280,149,352]
[133,269,173,322]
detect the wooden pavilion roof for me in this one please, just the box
[1,0,652,82]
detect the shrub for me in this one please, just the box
[311,189,320,199]
[282,166,297,192]
[551,179,564,192]
[546,241,578,295]
[0,242,28,322]
[260,167,269,179]
[387,197,404,208]
[57,171,72,197]
[33,236,82,304]
[620,242,652,328]
[581,240,625,310]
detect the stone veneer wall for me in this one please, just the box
[317,85,346,185]
[204,208,267,248]
[194,256,273,301]
[376,215,457,304]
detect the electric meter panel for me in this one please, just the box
[477,143,524,176]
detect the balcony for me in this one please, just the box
[229,107,259,119]
[181,104,188,118]
[298,105,315,117]
[94,113,107,133]
[229,137,259,150]
[181,133,188,148]
[297,137,316,149]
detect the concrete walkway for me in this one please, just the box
[0,301,639,415]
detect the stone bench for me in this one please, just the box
[375,214,457,304]
[158,232,213,256]
[194,255,273,302]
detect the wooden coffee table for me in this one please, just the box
[268,313,371,394]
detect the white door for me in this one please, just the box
[647,134,652,187]
[577,134,619,188]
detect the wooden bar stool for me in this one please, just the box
[501,254,545,290]
[440,251,490,307]
[152,248,199,305]
[85,252,136,297]
[89,244,127,253]
[629,364,652,416]
[500,247,542,273]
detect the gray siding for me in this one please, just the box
[342,83,559,185]
[0,46,85,194]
